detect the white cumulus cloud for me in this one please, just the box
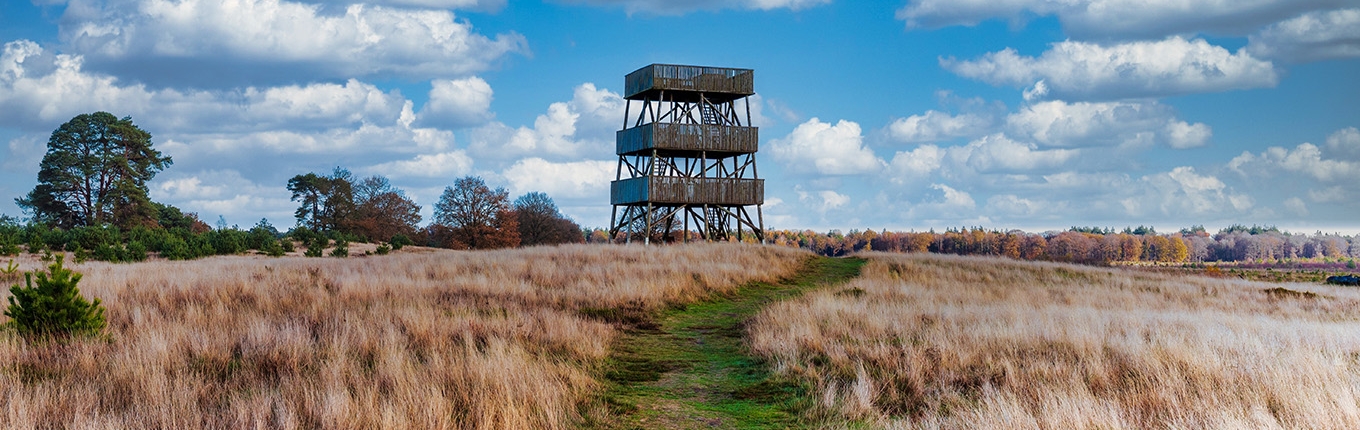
[418,76,495,129]
[502,158,614,200]
[794,187,850,213]
[1248,8,1360,62]
[946,133,1078,172]
[987,194,1046,218]
[769,118,885,175]
[896,0,1344,40]
[1326,126,1360,159]
[556,0,830,15]
[887,110,994,143]
[887,144,946,182]
[943,37,1280,100]
[58,0,526,87]
[0,40,416,134]
[1121,166,1253,218]
[1005,100,1211,149]
[905,183,977,222]
[364,151,475,180]
[468,83,624,161]
[150,169,296,225]
[1229,142,1360,183]
[311,0,505,10]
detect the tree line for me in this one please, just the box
[285,168,583,251]
[3,112,583,262]
[751,225,1360,265]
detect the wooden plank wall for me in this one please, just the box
[616,123,759,155]
[626,64,754,97]
[611,177,764,206]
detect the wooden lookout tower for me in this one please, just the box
[609,64,765,244]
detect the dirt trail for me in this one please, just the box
[588,256,865,429]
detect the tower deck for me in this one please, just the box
[625,64,754,104]
[616,123,758,157]
[611,177,764,206]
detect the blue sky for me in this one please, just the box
[1,0,1358,233]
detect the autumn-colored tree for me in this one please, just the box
[433,176,520,250]
[513,192,583,247]
[350,176,421,242]
[1119,234,1143,262]
[1097,234,1122,263]
[907,232,933,253]
[1047,231,1099,263]
[1168,236,1190,262]
[994,233,1017,259]
[1017,234,1039,260]
[1143,235,1177,262]
[585,228,610,244]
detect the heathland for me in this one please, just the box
[5,244,1360,429]
[0,243,807,428]
[751,252,1360,428]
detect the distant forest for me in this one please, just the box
[751,225,1360,265]
[578,224,1360,266]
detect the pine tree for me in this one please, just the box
[5,255,107,339]
[17,112,171,229]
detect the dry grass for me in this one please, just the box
[750,252,1360,429]
[0,243,806,429]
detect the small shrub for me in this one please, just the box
[161,236,192,260]
[191,235,215,258]
[390,234,411,250]
[1349,259,1357,269]
[375,243,391,255]
[127,226,169,253]
[25,228,46,254]
[1204,265,1224,277]
[330,240,349,258]
[93,242,122,262]
[208,229,246,255]
[245,219,278,251]
[0,240,18,257]
[125,241,148,262]
[304,237,326,258]
[71,245,90,264]
[281,239,295,253]
[1,259,18,283]
[262,239,285,257]
[5,255,107,339]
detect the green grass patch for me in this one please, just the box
[584,255,865,429]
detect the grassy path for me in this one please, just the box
[587,256,865,429]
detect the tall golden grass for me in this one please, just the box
[751,252,1360,428]
[0,243,806,429]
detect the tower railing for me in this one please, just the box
[612,177,764,206]
[625,64,754,102]
[616,123,759,156]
